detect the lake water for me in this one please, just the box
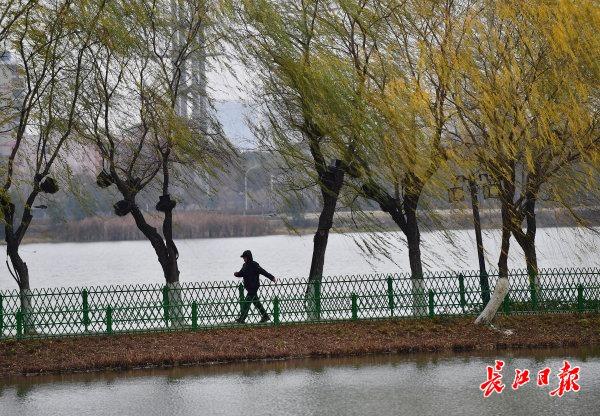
[1,227,600,290]
[1,347,598,416]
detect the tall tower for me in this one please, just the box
[170,1,211,208]
[170,0,208,128]
[0,51,21,158]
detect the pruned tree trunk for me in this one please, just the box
[162,207,180,284]
[7,242,37,334]
[3,196,38,335]
[129,202,183,326]
[166,281,184,327]
[163,206,184,326]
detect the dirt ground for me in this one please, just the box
[1,313,599,378]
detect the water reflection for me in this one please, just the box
[1,347,599,416]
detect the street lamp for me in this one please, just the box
[448,172,500,306]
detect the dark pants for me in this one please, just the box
[238,291,268,321]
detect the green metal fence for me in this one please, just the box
[0,267,599,340]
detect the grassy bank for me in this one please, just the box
[1,314,599,378]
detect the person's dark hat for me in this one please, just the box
[241,250,252,258]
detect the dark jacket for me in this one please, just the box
[236,260,275,293]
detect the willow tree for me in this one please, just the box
[321,0,469,314]
[0,0,104,332]
[78,0,231,318]
[0,1,37,44]
[237,0,368,301]
[450,0,600,324]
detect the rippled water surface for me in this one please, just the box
[1,226,599,290]
[1,347,599,416]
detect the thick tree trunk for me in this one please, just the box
[523,240,538,277]
[474,275,509,325]
[520,236,542,304]
[7,242,36,334]
[308,168,344,281]
[517,190,541,301]
[162,208,180,284]
[2,190,38,334]
[166,281,184,327]
[475,203,512,325]
[405,194,427,316]
[129,203,183,326]
[306,164,344,320]
[162,207,184,326]
[360,180,427,316]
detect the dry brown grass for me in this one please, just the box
[46,211,276,242]
[1,314,599,378]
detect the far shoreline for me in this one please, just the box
[8,223,600,246]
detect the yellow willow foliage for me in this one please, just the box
[368,76,433,181]
[454,0,599,189]
[242,0,385,168]
[351,0,470,192]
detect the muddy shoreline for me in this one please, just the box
[1,314,598,378]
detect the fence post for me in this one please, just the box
[273,296,280,325]
[314,279,322,320]
[0,294,3,337]
[529,271,538,311]
[351,293,358,321]
[577,285,584,313]
[458,274,466,310]
[16,310,23,339]
[387,276,395,316]
[82,289,90,331]
[238,283,245,315]
[428,290,435,318]
[480,270,491,306]
[503,294,510,315]
[106,306,113,334]
[191,301,198,330]
[162,285,170,326]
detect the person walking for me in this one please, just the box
[234,250,277,323]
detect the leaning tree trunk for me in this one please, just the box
[475,206,512,325]
[360,181,427,317]
[3,194,38,336]
[405,195,427,317]
[7,242,37,335]
[469,178,490,306]
[306,165,344,321]
[129,203,183,327]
